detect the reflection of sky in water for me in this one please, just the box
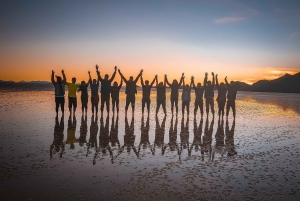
[0,89,300,200]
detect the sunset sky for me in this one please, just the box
[0,0,300,84]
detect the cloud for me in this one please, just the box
[213,17,245,24]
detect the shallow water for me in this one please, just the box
[0,88,300,201]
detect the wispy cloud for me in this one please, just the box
[213,17,245,24]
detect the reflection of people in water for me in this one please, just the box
[65,114,78,149]
[98,115,112,162]
[180,116,190,155]
[51,69,66,116]
[110,114,120,163]
[225,119,237,156]
[203,116,214,161]
[120,115,138,156]
[153,116,167,155]
[165,73,184,115]
[141,75,157,115]
[216,74,228,119]
[87,115,98,164]
[118,69,143,114]
[213,119,225,158]
[77,75,90,113]
[138,115,154,156]
[167,116,180,157]
[225,76,240,119]
[189,116,203,158]
[79,114,87,147]
[50,115,65,159]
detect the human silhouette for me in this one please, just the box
[97,65,117,114]
[213,119,225,158]
[51,70,66,115]
[120,115,138,157]
[203,116,214,161]
[225,76,240,119]
[118,69,143,114]
[191,76,205,116]
[204,72,215,116]
[138,115,154,156]
[65,72,80,114]
[98,115,113,163]
[179,116,190,156]
[167,116,180,158]
[141,75,157,115]
[165,73,184,115]
[225,119,237,156]
[181,76,193,116]
[77,76,90,113]
[189,116,203,157]
[153,116,167,156]
[86,115,98,164]
[110,114,120,163]
[216,74,228,119]
[65,114,78,149]
[110,79,123,114]
[88,70,100,114]
[155,76,167,116]
[79,114,87,147]
[50,115,65,159]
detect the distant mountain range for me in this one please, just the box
[1,72,299,93]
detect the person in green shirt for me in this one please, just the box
[65,75,80,113]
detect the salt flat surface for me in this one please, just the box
[0,88,300,201]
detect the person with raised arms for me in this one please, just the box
[191,75,205,116]
[141,74,157,115]
[204,72,215,116]
[88,69,100,114]
[110,78,123,114]
[165,73,184,115]
[51,69,66,116]
[216,74,228,119]
[155,75,167,116]
[225,76,240,119]
[118,68,143,114]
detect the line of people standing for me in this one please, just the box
[51,65,239,119]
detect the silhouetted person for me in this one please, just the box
[99,115,113,162]
[118,69,143,114]
[213,119,225,158]
[65,114,78,149]
[141,75,157,115]
[180,116,190,155]
[203,116,214,161]
[216,74,228,119]
[165,73,184,115]
[204,72,215,116]
[120,115,138,157]
[65,73,80,114]
[79,114,87,147]
[97,65,117,114]
[225,119,236,156]
[51,70,66,115]
[50,115,65,159]
[156,76,167,115]
[110,79,123,114]
[89,70,99,114]
[110,114,120,163]
[153,116,167,155]
[225,76,240,119]
[191,76,205,116]
[189,116,203,157]
[87,115,98,161]
[77,75,89,113]
[138,115,154,156]
[181,76,192,116]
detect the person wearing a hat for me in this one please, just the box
[51,70,66,116]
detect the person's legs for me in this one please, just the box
[170,98,174,114]
[116,99,119,113]
[175,98,178,114]
[194,101,198,115]
[156,101,161,114]
[68,97,72,113]
[61,97,65,114]
[220,101,225,117]
[226,100,230,117]
[91,96,95,114]
[187,101,190,116]
[73,97,77,113]
[217,100,221,116]
[146,99,151,114]
[106,96,110,113]
[200,100,203,116]
[232,100,236,118]
[162,101,167,115]
[205,98,209,115]
[100,95,105,113]
[112,98,116,113]
[131,98,135,113]
[142,98,146,113]
[125,97,130,113]
[210,98,214,115]
[182,101,185,115]
[55,97,59,114]
[95,96,99,114]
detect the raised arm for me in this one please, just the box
[191,78,196,90]
[165,75,171,87]
[88,71,92,85]
[140,75,145,87]
[118,69,128,83]
[204,73,208,87]
[51,70,55,84]
[212,72,215,87]
[225,76,229,87]
[178,73,184,86]
[118,79,123,90]
[62,69,66,83]
[109,66,117,82]
[156,75,159,87]
[134,69,143,83]
[150,75,156,87]
[216,74,219,89]
[190,76,193,89]
[96,65,103,82]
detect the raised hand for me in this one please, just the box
[114,66,117,70]
[216,74,218,77]
[52,70,54,74]
[225,76,227,79]
[118,69,121,73]
[95,65,99,70]
[211,72,214,76]
[205,72,208,76]
[191,76,194,80]
[88,71,90,74]
[61,69,64,74]
[182,73,184,76]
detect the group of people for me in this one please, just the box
[51,65,239,118]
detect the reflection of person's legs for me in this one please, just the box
[156,101,161,114]
[205,98,209,114]
[162,101,166,115]
[100,95,105,113]
[116,99,119,113]
[221,101,225,117]
[194,101,198,115]
[210,98,214,115]
[131,98,135,113]
[200,100,203,115]
[226,101,230,117]
[187,102,190,116]
[171,98,175,114]
[182,101,185,115]
[232,100,236,118]
[125,97,130,113]
[146,99,150,114]
[217,100,221,116]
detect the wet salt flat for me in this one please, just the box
[0,87,300,201]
